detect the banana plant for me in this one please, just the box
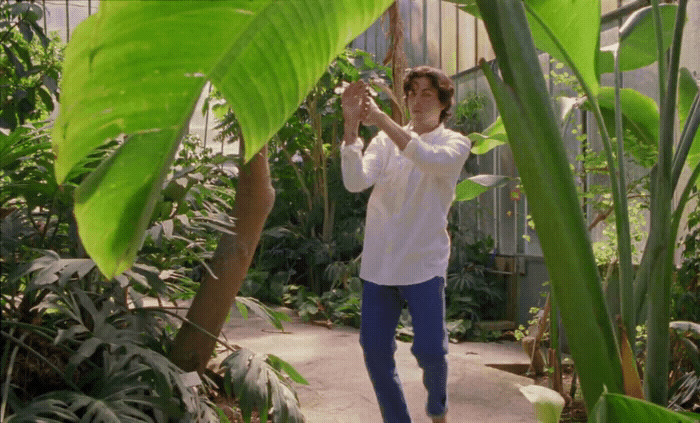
[468,0,700,415]
[51,0,395,279]
[475,0,624,411]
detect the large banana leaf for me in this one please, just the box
[51,1,393,278]
[590,392,700,423]
[475,0,624,412]
[678,67,700,190]
[598,5,678,74]
[596,88,659,150]
[451,0,601,95]
[524,0,601,96]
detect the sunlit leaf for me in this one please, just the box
[524,0,601,95]
[235,296,291,331]
[587,87,660,166]
[468,117,508,155]
[267,354,309,385]
[454,174,510,202]
[52,0,393,278]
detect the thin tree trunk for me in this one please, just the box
[383,1,407,125]
[171,144,275,373]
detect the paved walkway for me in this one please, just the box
[216,308,537,423]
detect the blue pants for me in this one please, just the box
[360,276,448,423]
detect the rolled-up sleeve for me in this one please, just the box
[400,132,471,178]
[340,137,385,192]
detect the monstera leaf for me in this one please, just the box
[52,0,393,278]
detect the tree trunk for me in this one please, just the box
[383,1,407,125]
[171,144,275,373]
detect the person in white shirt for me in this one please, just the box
[340,66,471,423]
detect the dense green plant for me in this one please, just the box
[219,348,307,423]
[2,281,220,422]
[282,280,363,328]
[1,1,60,131]
[250,49,388,297]
[445,235,505,340]
[139,134,239,300]
[453,91,487,134]
[0,125,302,422]
[672,207,699,323]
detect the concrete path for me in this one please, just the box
[216,309,537,423]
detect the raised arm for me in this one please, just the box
[340,80,384,192]
[361,89,470,178]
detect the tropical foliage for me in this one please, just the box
[6,0,699,421]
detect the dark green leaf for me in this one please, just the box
[3,44,26,77]
[37,87,54,112]
[18,21,32,43]
[266,354,309,385]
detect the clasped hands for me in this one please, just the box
[341,80,385,129]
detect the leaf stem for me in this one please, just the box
[644,0,688,405]
[613,47,635,343]
[671,91,699,189]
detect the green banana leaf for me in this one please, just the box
[468,116,508,155]
[475,0,624,412]
[454,174,510,202]
[51,0,393,278]
[598,4,678,74]
[524,0,601,96]
[678,67,700,189]
[451,0,601,95]
[595,88,659,151]
[590,392,700,423]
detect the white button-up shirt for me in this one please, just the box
[341,123,471,286]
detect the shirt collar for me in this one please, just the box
[406,122,445,141]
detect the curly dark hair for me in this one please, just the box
[403,66,455,123]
